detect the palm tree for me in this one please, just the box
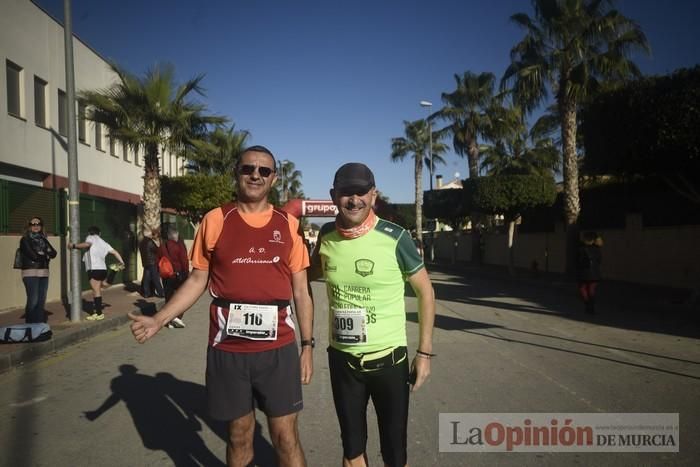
[79,63,226,234]
[187,124,250,175]
[502,0,649,270]
[390,119,447,245]
[434,71,503,264]
[434,71,501,179]
[480,104,560,275]
[481,105,560,177]
[276,159,304,205]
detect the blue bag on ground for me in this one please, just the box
[0,323,52,343]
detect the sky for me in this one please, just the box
[35,0,700,204]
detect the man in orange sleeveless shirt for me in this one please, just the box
[129,146,314,467]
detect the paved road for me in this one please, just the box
[0,270,698,466]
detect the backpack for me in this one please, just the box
[158,256,175,279]
[0,323,53,344]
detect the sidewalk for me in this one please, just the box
[0,283,163,374]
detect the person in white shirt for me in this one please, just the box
[68,226,125,321]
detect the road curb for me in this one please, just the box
[0,300,164,375]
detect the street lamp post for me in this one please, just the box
[419,100,433,190]
[419,100,434,262]
[64,0,82,322]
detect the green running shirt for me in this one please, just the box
[318,217,424,354]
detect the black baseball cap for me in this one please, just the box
[333,163,375,193]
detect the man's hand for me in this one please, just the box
[409,355,431,392]
[128,312,162,343]
[300,346,313,385]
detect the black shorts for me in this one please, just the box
[206,342,303,421]
[88,269,108,281]
[328,346,410,467]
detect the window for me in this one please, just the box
[34,76,47,127]
[109,136,118,157]
[95,123,104,151]
[6,60,23,118]
[78,101,87,143]
[58,89,67,136]
[134,145,141,166]
[123,142,131,162]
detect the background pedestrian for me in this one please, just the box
[159,225,189,328]
[577,231,603,314]
[139,228,164,298]
[68,226,125,320]
[18,216,57,323]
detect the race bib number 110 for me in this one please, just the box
[226,303,278,340]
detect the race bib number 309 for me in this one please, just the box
[332,308,367,344]
[226,303,278,340]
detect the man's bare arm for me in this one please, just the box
[292,269,314,384]
[407,267,435,391]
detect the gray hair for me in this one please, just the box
[167,226,179,241]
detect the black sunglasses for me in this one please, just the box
[238,164,275,178]
[30,222,43,226]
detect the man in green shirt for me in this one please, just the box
[310,162,436,467]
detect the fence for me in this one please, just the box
[432,214,699,289]
[2,179,198,311]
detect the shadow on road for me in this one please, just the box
[462,327,700,381]
[83,365,277,466]
[424,266,700,340]
[412,270,700,380]
[133,299,158,316]
[406,311,502,332]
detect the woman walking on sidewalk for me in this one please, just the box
[18,216,57,323]
[68,226,125,321]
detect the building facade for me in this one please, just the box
[1,0,187,310]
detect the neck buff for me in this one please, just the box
[335,209,377,239]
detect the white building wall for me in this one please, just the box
[0,0,185,195]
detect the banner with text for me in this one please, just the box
[303,200,338,217]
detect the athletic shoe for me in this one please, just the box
[85,313,97,321]
[171,317,186,328]
[93,313,105,321]
[165,323,174,329]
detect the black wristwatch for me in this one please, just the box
[301,337,315,348]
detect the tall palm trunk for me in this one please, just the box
[467,137,482,265]
[143,142,161,234]
[415,152,424,245]
[560,95,581,274]
[467,139,480,179]
[506,216,518,276]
